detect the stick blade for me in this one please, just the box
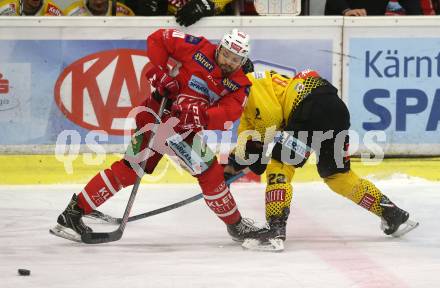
[81,230,123,244]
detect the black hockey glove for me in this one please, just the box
[226,141,268,176]
[224,154,246,185]
[227,154,247,173]
[175,0,215,27]
[245,140,268,175]
[125,0,168,16]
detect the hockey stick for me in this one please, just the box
[87,130,310,225]
[81,94,168,244]
[87,169,250,224]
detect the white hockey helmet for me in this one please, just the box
[218,29,250,65]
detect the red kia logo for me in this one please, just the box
[54,49,152,135]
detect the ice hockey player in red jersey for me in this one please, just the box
[50,28,265,244]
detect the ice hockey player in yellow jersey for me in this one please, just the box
[225,69,419,251]
[64,0,134,16]
[0,0,62,15]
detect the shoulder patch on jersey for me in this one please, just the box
[294,82,305,92]
[185,35,202,45]
[192,51,214,72]
[171,30,185,39]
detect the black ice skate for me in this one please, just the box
[49,194,92,242]
[380,195,419,237]
[227,217,267,242]
[242,208,289,252]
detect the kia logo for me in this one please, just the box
[54,49,152,135]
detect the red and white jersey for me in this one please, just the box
[146,29,251,131]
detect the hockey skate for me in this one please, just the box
[227,217,268,242]
[380,195,419,237]
[50,194,92,242]
[242,208,289,252]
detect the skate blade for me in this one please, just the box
[84,210,119,225]
[49,224,82,243]
[242,238,284,252]
[392,219,419,237]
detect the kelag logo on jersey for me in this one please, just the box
[54,49,151,135]
[188,75,220,104]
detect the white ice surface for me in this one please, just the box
[1,177,439,288]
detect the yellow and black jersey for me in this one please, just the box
[0,0,19,15]
[236,70,328,154]
[0,0,63,15]
[237,70,391,223]
[34,0,63,15]
[210,0,233,12]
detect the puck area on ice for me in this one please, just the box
[18,269,31,276]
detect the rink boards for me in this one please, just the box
[0,16,440,158]
[1,154,439,184]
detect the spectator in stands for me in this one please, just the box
[121,0,167,15]
[419,0,438,14]
[239,0,259,15]
[122,0,235,26]
[434,0,440,13]
[64,0,134,16]
[0,0,20,15]
[0,0,63,15]
[385,0,407,14]
[386,0,438,14]
[325,0,422,15]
